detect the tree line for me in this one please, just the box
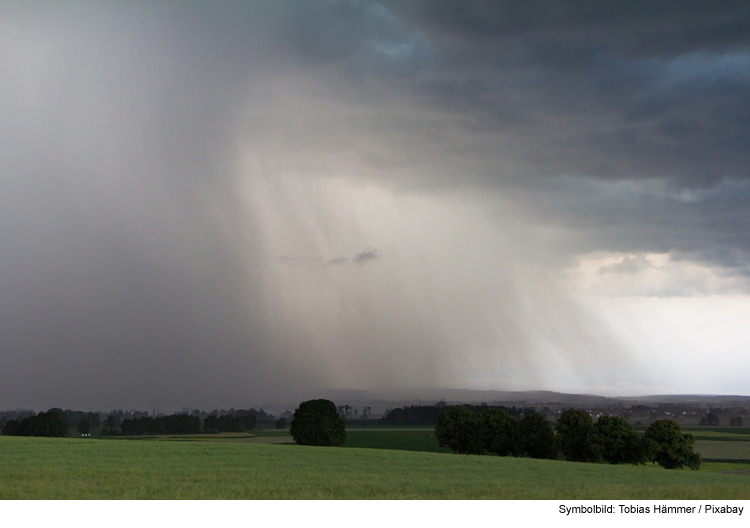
[1,406,281,431]
[436,406,701,470]
[1,410,69,437]
[2,409,259,437]
[380,403,536,426]
[115,413,257,435]
[119,414,202,435]
[203,414,256,433]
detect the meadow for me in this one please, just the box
[1,431,749,499]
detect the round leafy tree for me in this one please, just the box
[644,419,701,470]
[592,416,646,465]
[517,413,558,460]
[435,406,484,455]
[555,409,599,463]
[290,399,346,447]
[481,408,519,456]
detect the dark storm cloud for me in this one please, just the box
[387,1,750,58]
[501,176,750,282]
[288,0,431,77]
[378,1,750,187]
[2,1,750,409]
[368,1,750,274]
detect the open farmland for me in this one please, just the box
[343,427,451,454]
[681,427,750,462]
[1,436,749,500]
[694,441,750,461]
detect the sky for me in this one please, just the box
[1,1,750,410]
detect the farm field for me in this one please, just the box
[343,427,451,454]
[79,424,750,463]
[82,424,750,463]
[1,435,749,499]
[684,427,750,441]
[675,427,750,462]
[97,431,295,444]
[694,440,750,461]
[341,426,750,463]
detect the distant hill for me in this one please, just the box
[293,388,750,415]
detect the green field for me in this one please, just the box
[343,427,452,453]
[1,435,749,499]
[678,427,750,462]
[345,425,750,462]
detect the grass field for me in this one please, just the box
[694,440,750,461]
[1,435,749,499]
[343,427,451,454]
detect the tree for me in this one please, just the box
[241,414,257,431]
[290,399,346,447]
[555,409,598,463]
[275,418,286,429]
[1,419,21,436]
[77,417,90,435]
[592,416,647,465]
[481,408,518,456]
[699,413,720,426]
[435,406,484,455]
[86,412,101,428]
[203,415,220,434]
[517,413,558,460]
[644,420,701,470]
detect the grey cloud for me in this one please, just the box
[288,0,431,79]
[387,1,750,59]
[353,247,382,264]
[368,1,750,191]
[504,176,750,279]
[325,257,350,266]
[598,256,652,275]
